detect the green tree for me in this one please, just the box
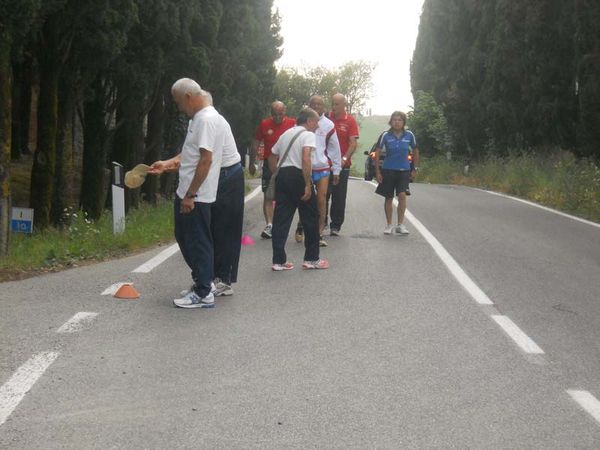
[29,0,70,229]
[336,61,376,114]
[275,60,375,116]
[210,0,282,152]
[412,1,581,158]
[78,0,136,219]
[574,0,600,159]
[408,91,452,157]
[0,0,42,253]
[412,0,489,156]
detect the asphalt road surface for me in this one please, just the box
[1,179,600,449]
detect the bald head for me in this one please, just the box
[331,93,347,116]
[271,101,286,124]
[308,95,325,115]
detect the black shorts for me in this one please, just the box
[261,164,272,192]
[375,169,410,198]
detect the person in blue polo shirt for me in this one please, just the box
[374,111,419,235]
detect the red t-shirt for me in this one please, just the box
[254,116,296,159]
[327,112,359,161]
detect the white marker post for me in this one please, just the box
[10,207,34,234]
[112,162,125,234]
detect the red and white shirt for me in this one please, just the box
[254,116,296,159]
[327,112,359,163]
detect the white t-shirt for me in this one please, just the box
[271,126,315,170]
[312,114,341,174]
[177,106,240,203]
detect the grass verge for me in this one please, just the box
[2,169,261,282]
[1,200,175,282]
[420,151,600,223]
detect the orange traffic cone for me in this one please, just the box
[113,283,140,299]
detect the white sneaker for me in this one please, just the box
[173,291,215,309]
[261,224,273,239]
[272,262,294,271]
[213,278,234,296]
[180,282,216,297]
[384,224,395,235]
[396,223,409,235]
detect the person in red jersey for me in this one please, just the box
[325,93,359,235]
[249,101,296,239]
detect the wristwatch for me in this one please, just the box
[185,191,196,199]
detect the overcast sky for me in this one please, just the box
[272,0,425,115]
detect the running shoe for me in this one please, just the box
[395,224,409,235]
[261,224,273,239]
[213,278,234,296]
[272,262,294,271]
[173,291,215,309]
[302,259,329,270]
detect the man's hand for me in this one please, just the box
[332,174,340,185]
[149,158,180,174]
[376,172,383,184]
[180,197,195,214]
[410,169,417,182]
[301,185,312,201]
[342,156,351,169]
[148,160,168,175]
[248,162,256,176]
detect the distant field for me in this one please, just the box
[352,115,390,177]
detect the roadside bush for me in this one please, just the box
[419,150,600,222]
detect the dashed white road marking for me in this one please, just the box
[56,312,99,334]
[568,390,600,425]
[366,181,549,358]
[404,209,494,305]
[480,189,600,229]
[132,243,180,273]
[0,351,59,426]
[491,315,545,354]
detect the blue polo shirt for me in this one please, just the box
[378,130,416,171]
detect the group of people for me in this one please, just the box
[249,94,360,270]
[148,77,418,309]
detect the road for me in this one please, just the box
[1,179,600,449]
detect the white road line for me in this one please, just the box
[56,312,99,334]
[0,351,59,426]
[480,189,600,230]
[491,315,545,354]
[568,390,600,425]
[404,210,494,305]
[245,185,262,203]
[132,243,180,273]
[367,180,493,305]
[366,181,546,356]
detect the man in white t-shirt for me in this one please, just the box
[268,108,329,271]
[294,95,341,247]
[148,78,241,308]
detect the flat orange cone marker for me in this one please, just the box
[113,283,140,299]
